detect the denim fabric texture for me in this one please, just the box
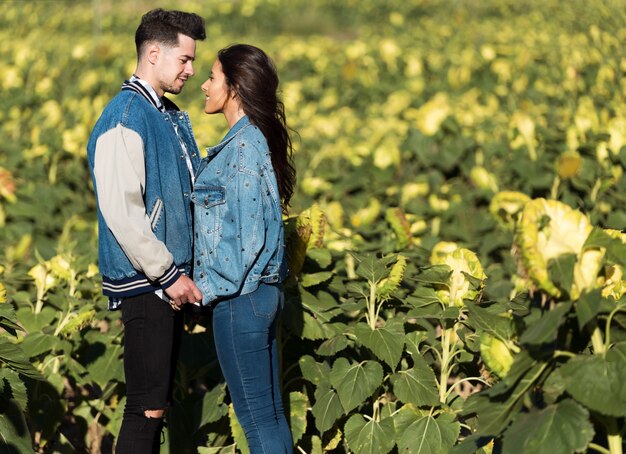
[192,116,287,306]
[87,90,201,295]
[212,283,293,454]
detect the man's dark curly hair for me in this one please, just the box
[135,8,206,55]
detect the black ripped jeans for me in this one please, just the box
[116,293,181,454]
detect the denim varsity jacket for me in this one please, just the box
[192,116,287,306]
[87,88,201,298]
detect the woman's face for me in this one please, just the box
[200,59,233,115]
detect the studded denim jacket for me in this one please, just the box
[192,116,287,306]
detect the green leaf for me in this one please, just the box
[405,331,429,358]
[465,303,514,340]
[289,391,308,445]
[344,413,395,454]
[584,227,626,267]
[575,289,603,329]
[519,302,572,345]
[414,266,453,286]
[0,399,33,453]
[311,383,343,433]
[440,306,460,321]
[390,359,439,407]
[354,253,394,283]
[329,358,384,413]
[502,399,594,454]
[560,354,626,417]
[547,253,576,296]
[464,359,546,435]
[316,334,349,356]
[406,287,442,308]
[299,355,331,386]
[355,319,405,370]
[300,271,334,288]
[0,304,23,335]
[87,344,123,388]
[307,248,333,268]
[542,367,566,405]
[0,338,44,380]
[20,332,59,358]
[228,403,249,454]
[397,413,460,454]
[15,306,57,334]
[0,368,28,411]
[198,384,228,428]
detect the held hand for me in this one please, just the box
[165,275,203,310]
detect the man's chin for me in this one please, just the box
[165,84,184,95]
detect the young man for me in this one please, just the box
[86,9,205,452]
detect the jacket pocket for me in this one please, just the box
[192,185,226,236]
[148,197,163,232]
[191,186,225,209]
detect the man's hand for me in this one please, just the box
[165,275,202,310]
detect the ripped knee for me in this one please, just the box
[144,408,166,419]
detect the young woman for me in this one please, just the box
[192,44,296,453]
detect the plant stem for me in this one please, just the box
[439,327,452,403]
[591,326,606,355]
[606,417,623,454]
[368,279,377,330]
[608,434,623,454]
[550,175,560,199]
[605,303,626,351]
[588,443,612,454]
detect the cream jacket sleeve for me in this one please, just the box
[93,124,174,281]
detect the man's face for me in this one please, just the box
[154,33,196,96]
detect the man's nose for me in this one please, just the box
[185,61,194,76]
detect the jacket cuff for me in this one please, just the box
[159,263,182,290]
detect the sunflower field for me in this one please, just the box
[1,0,626,453]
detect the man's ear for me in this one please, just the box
[146,43,160,65]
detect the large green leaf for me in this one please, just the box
[0,368,27,411]
[316,334,349,356]
[0,304,22,335]
[299,355,331,386]
[354,318,405,370]
[465,303,514,340]
[344,413,395,454]
[574,289,603,329]
[311,383,343,433]
[464,360,546,435]
[519,302,572,345]
[414,266,453,286]
[0,399,33,454]
[289,391,309,445]
[406,286,442,308]
[584,227,626,267]
[0,338,44,380]
[300,271,334,288]
[197,384,228,428]
[15,306,57,334]
[19,332,59,358]
[502,399,594,454]
[329,358,384,413]
[87,343,123,388]
[560,354,626,417]
[228,403,249,454]
[390,360,439,407]
[397,413,460,454]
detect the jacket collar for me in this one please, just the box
[205,115,251,159]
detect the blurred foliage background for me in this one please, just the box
[1,0,626,453]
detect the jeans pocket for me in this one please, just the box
[247,285,279,319]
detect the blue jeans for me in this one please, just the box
[212,283,293,454]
